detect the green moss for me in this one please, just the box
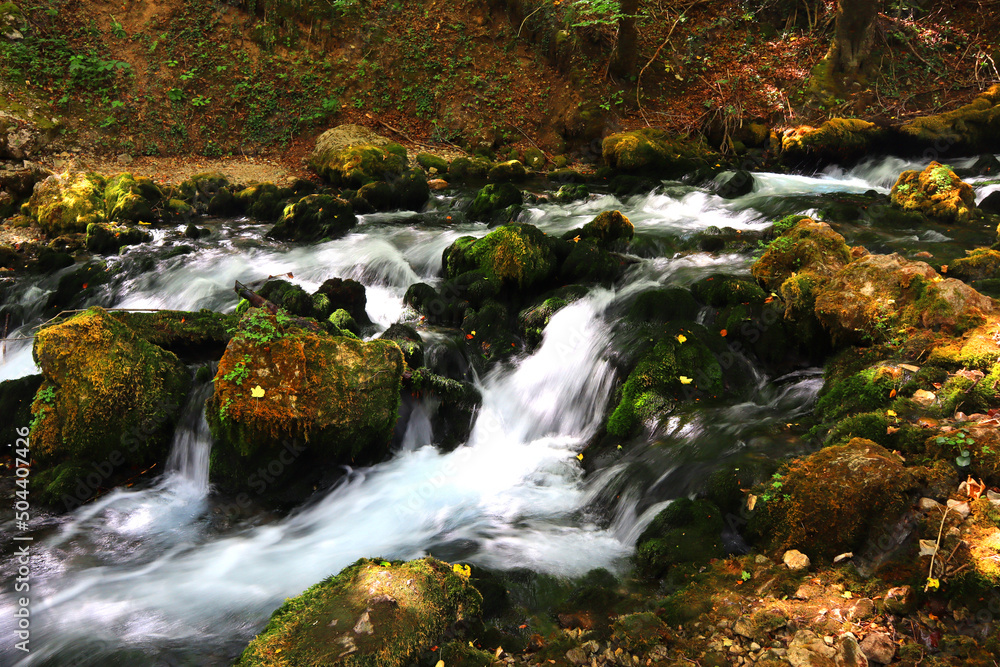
[692,274,766,308]
[268,194,357,242]
[626,288,699,324]
[890,161,976,225]
[104,173,160,222]
[85,222,152,254]
[236,558,482,667]
[309,143,407,188]
[816,366,897,422]
[236,183,294,223]
[446,223,556,290]
[466,183,523,224]
[576,209,634,248]
[751,218,852,291]
[602,128,712,178]
[610,612,671,652]
[487,159,527,183]
[780,119,883,162]
[448,156,491,182]
[950,248,1000,282]
[27,172,107,235]
[634,498,725,578]
[415,152,449,174]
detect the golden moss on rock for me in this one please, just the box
[236,557,482,667]
[602,128,711,178]
[780,119,883,163]
[26,172,106,235]
[205,308,403,491]
[30,306,191,468]
[751,439,921,560]
[309,141,407,188]
[890,162,977,224]
[949,248,1000,282]
[579,210,634,248]
[751,218,853,292]
[443,223,556,290]
[900,85,1000,152]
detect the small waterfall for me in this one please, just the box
[164,381,215,492]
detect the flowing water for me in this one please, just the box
[0,156,996,665]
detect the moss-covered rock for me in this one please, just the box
[814,253,995,346]
[416,152,449,174]
[257,279,320,319]
[309,142,407,188]
[27,172,106,235]
[602,128,711,178]
[890,161,977,225]
[163,198,194,222]
[85,222,152,254]
[104,173,160,222]
[315,278,372,326]
[575,210,634,248]
[815,364,899,422]
[523,147,546,171]
[29,308,191,500]
[487,159,527,183]
[950,248,1000,282]
[392,168,431,211]
[466,183,523,224]
[448,156,491,182]
[0,374,42,455]
[634,498,725,578]
[780,119,885,164]
[268,194,357,242]
[626,288,700,325]
[107,309,237,360]
[900,85,1000,154]
[607,328,724,437]
[235,182,292,223]
[328,308,361,337]
[380,323,423,368]
[748,439,921,560]
[205,308,403,494]
[443,223,556,290]
[235,557,482,667]
[751,218,853,292]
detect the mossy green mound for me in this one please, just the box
[27,172,106,235]
[950,248,1000,282]
[602,128,711,178]
[104,172,161,222]
[634,498,725,578]
[85,222,152,254]
[576,209,634,248]
[780,118,884,163]
[309,142,407,188]
[236,557,482,667]
[235,182,293,223]
[466,182,523,224]
[890,161,977,225]
[443,223,556,290]
[751,218,853,292]
[30,307,191,497]
[268,194,357,242]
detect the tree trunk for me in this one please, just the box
[609,0,639,79]
[829,0,879,75]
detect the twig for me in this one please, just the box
[513,126,552,160]
[517,5,545,38]
[925,506,950,586]
[635,4,703,119]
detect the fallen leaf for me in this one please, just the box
[899,363,920,372]
[720,329,728,337]
[887,426,899,435]
[679,376,693,385]
[251,385,265,398]
[887,409,897,417]
[919,539,939,557]
[676,334,687,343]
[889,388,897,398]
[572,235,581,243]
[940,265,948,274]
[576,453,584,460]
[925,577,940,591]
[965,476,986,500]
[747,493,757,511]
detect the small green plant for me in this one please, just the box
[110,15,126,39]
[218,396,234,422]
[740,570,751,581]
[190,95,210,107]
[760,472,784,503]
[166,88,184,103]
[37,385,57,405]
[937,429,975,467]
[222,355,252,386]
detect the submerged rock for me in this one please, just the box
[235,557,481,667]
[206,308,403,495]
[29,307,191,502]
[85,222,152,254]
[267,194,356,242]
[890,161,977,224]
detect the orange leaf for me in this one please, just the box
[81,283,88,289]
[465,334,474,340]
[940,265,948,274]
[720,329,727,337]
[887,426,899,435]
[889,388,896,398]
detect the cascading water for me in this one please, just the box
[3,155,990,664]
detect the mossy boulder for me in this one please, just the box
[950,248,1000,283]
[780,119,885,164]
[749,439,921,560]
[235,183,292,223]
[85,222,152,254]
[890,161,977,224]
[815,364,898,423]
[392,168,431,211]
[607,328,724,437]
[751,218,853,292]
[268,194,357,242]
[558,240,629,285]
[487,159,527,183]
[310,142,407,188]
[27,172,106,235]
[602,128,711,178]
[316,278,372,326]
[29,307,191,498]
[448,156,491,182]
[443,223,556,290]
[416,152,449,174]
[380,323,423,368]
[177,171,237,215]
[814,253,995,346]
[523,147,546,171]
[163,198,194,222]
[257,279,320,319]
[626,288,700,324]
[466,183,523,224]
[104,173,160,222]
[205,308,403,494]
[0,374,42,456]
[575,210,634,248]
[235,557,482,667]
[107,309,237,360]
[900,85,1000,154]
[634,498,725,578]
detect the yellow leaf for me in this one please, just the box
[436,661,445,667]
[576,453,584,460]
[887,409,897,417]
[572,235,581,243]
[453,563,471,578]
[676,334,687,344]
[679,376,693,385]
[925,577,940,591]
[747,493,757,511]
[251,385,265,398]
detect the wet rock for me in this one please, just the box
[602,128,712,179]
[206,308,403,495]
[177,172,236,216]
[235,558,481,667]
[572,209,634,249]
[949,247,1000,281]
[634,498,724,578]
[427,178,449,190]
[787,629,837,667]
[466,182,523,224]
[108,309,237,360]
[487,159,527,183]
[782,549,811,571]
[26,172,106,235]
[443,223,556,290]
[85,222,151,254]
[380,323,423,368]
[715,170,755,198]
[448,156,491,183]
[839,632,869,667]
[883,585,915,614]
[859,631,895,664]
[104,172,161,222]
[979,190,1000,215]
[267,194,356,242]
[890,161,976,224]
[416,152,449,174]
[751,218,852,292]
[781,119,884,165]
[184,223,210,239]
[234,182,292,223]
[30,307,191,502]
[310,139,407,188]
[315,278,372,326]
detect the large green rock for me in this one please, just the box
[85,222,152,254]
[104,172,161,222]
[602,128,711,178]
[634,498,725,579]
[26,172,106,235]
[443,223,556,290]
[890,161,977,224]
[309,141,407,188]
[205,308,403,493]
[576,209,634,248]
[268,194,357,242]
[236,557,482,667]
[780,118,885,164]
[235,182,292,222]
[901,85,1000,154]
[29,307,191,498]
[466,183,523,224]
